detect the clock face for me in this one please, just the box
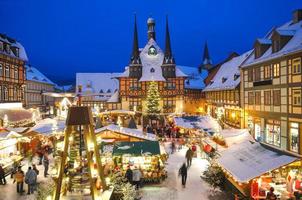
[148,46,157,56]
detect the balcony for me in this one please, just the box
[253,79,272,87]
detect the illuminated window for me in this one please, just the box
[292,58,301,74]
[293,89,301,106]
[264,91,271,105]
[255,91,261,105]
[273,90,281,106]
[265,120,281,147]
[254,67,261,81]
[264,65,271,79]
[273,63,280,77]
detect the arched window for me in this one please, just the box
[148,45,157,56]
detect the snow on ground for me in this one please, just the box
[141,144,215,200]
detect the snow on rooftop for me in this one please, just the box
[28,118,65,136]
[204,50,252,92]
[95,124,157,141]
[0,34,28,61]
[26,65,54,85]
[76,73,120,101]
[139,39,166,82]
[242,20,302,67]
[177,65,208,89]
[107,90,119,103]
[217,141,297,183]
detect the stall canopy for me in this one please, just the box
[26,118,65,136]
[95,124,157,141]
[217,141,298,183]
[0,108,32,124]
[173,116,221,133]
[112,141,160,156]
[221,129,254,147]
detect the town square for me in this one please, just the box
[0,1,301,199]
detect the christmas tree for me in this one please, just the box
[145,81,161,118]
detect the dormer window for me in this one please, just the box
[222,77,227,83]
[99,89,104,93]
[148,45,157,56]
[254,39,271,59]
[234,74,240,81]
[5,44,10,54]
[107,89,111,93]
[272,30,294,53]
[209,80,214,85]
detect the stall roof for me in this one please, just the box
[112,141,160,156]
[95,124,157,141]
[221,129,255,148]
[217,141,298,183]
[0,108,32,123]
[173,116,221,132]
[27,118,65,136]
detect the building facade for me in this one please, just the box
[0,34,27,104]
[241,9,302,155]
[25,65,55,113]
[76,17,207,115]
[204,51,252,128]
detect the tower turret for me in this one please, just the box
[147,17,156,40]
[199,41,212,72]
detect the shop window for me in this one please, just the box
[290,122,299,153]
[264,91,271,105]
[293,89,301,106]
[292,58,301,74]
[264,65,271,79]
[248,92,254,105]
[265,120,281,147]
[254,67,261,81]
[255,91,261,105]
[273,90,281,106]
[273,63,280,77]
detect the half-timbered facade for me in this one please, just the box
[241,9,302,155]
[204,50,252,128]
[0,34,27,105]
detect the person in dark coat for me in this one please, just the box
[0,164,6,185]
[125,166,133,184]
[266,187,277,200]
[43,154,49,177]
[185,148,193,167]
[179,163,187,188]
[25,167,37,195]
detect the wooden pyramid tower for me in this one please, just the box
[52,106,107,200]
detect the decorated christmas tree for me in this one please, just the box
[145,81,161,118]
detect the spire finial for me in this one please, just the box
[130,14,140,65]
[164,15,174,64]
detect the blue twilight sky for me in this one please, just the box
[0,0,301,84]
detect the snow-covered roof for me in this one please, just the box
[28,118,65,136]
[139,39,166,82]
[217,141,298,183]
[221,129,255,148]
[203,50,252,92]
[26,65,55,85]
[107,90,119,103]
[95,124,157,141]
[76,73,120,102]
[173,116,221,133]
[242,20,302,68]
[0,34,28,61]
[177,65,208,89]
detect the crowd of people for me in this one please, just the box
[0,143,52,196]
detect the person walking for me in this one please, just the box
[171,141,176,154]
[132,166,142,190]
[43,154,49,177]
[179,163,187,188]
[125,166,133,184]
[266,187,277,200]
[25,167,37,195]
[32,164,39,176]
[185,148,193,167]
[14,166,25,194]
[0,164,6,185]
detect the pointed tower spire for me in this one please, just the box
[199,41,212,72]
[130,14,140,65]
[164,16,175,64]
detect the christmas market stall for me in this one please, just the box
[24,118,65,155]
[0,107,33,127]
[0,130,29,176]
[99,110,137,127]
[216,141,301,199]
[111,141,166,183]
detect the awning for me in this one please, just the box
[26,118,65,136]
[173,116,221,132]
[217,141,298,183]
[0,108,32,123]
[112,141,160,156]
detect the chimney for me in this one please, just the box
[293,9,302,24]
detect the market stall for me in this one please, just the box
[99,110,137,127]
[0,131,28,176]
[110,141,166,183]
[95,124,157,143]
[217,141,301,199]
